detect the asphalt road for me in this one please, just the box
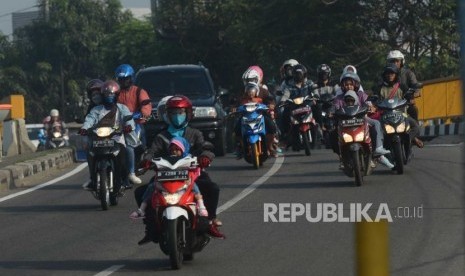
[0,141,463,276]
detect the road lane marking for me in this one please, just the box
[0,163,88,203]
[94,265,124,276]
[217,156,285,214]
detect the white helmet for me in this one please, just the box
[50,109,59,117]
[241,68,262,85]
[282,59,299,68]
[342,65,357,75]
[387,50,405,62]
[157,96,173,123]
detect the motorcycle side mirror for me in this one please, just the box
[367,95,379,103]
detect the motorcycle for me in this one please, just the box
[280,95,316,156]
[318,93,336,149]
[46,124,69,149]
[232,102,269,169]
[375,88,419,174]
[335,105,373,186]
[87,126,126,210]
[147,155,211,269]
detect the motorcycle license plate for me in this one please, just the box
[157,170,189,181]
[341,118,364,127]
[92,140,115,148]
[292,106,311,115]
[382,112,403,122]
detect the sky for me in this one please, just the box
[0,0,151,36]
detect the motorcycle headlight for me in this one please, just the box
[355,132,365,142]
[293,97,304,105]
[342,133,353,143]
[396,122,406,133]
[95,127,113,137]
[162,189,186,205]
[384,125,395,134]
[194,107,217,118]
[52,132,61,138]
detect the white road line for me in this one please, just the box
[94,265,125,276]
[0,163,88,203]
[427,143,463,147]
[217,155,285,214]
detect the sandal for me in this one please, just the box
[212,218,223,227]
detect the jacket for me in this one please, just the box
[117,85,152,121]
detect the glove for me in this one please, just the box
[123,125,132,133]
[199,155,212,168]
[139,159,152,170]
[78,128,88,136]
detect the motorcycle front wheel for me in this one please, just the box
[251,143,260,169]
[167,219,184,269]
[99,169,110,210]
[302,130,311,156]
[393,140,404,174]
[352,150,364,187]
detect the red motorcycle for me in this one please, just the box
[148,155,211,269]
[335,105,373,186]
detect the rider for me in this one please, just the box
[374,64,423,148]
[279,64,321,146]
[115,64,152,185]
[129,136,208,220]
[135,95,225,244]
[79,80,134,190]
[386,50,421,121]
[44,109,70,146]
[332,72,391,168]
[313,64,335,97]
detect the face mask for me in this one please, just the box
[104,95,116,104]
[170,113,186,127]
[92,94,102,105]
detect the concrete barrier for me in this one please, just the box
[0,148,76,190]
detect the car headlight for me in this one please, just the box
[162,189,186,205]
[194,107,217,118]
[396,122,406,133]
[384,125,395,134]
[342,133,353,143]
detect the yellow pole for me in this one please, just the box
[356,219,389,276]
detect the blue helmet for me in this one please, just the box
[114,64,135,81]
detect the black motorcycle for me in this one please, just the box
[318,93,336,149]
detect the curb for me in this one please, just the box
[419,122,464,137]
[0,148,76,191]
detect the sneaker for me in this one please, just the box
[339,161,344,170]
[138,233,154,245]
[82,180,95,191]
[128,173,142,184]
[374,147,390,155]
[207,224,225,239]
[370,160,377,168]
[212,218,223,227]
[378,155,395,169]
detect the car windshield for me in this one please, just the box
[136,69,213,101]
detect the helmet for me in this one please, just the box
[114,64,135,81]
[342,65,357,75]
[165,95,193,129]
[280,59,299,79]
[242,66,263,85]
[386,50,405,66]
[292,64,307,83]
[382,64,399,85]
[86,79,104,98]
[50,109,59,117]
[317,64,331,81]
[244,82,260,98]
[339,72,361,92]
[101,80,120,104]
[157,96,173,123]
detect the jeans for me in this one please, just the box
[366,117,384,149]
[126,145,136,174]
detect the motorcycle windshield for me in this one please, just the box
[378,98,407,110]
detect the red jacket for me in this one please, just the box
[117,85,152,122]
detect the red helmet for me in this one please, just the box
[165,95,193,128]
[101,80,120,104]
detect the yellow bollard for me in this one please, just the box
[356,219,389,276]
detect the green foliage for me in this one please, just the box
[0,0,459,123]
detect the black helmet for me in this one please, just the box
[86,79,104,99]
[292,64,307,83]
[317,64,331,78]
[382,64,399,85]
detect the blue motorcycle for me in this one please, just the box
[235,102,269,169]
